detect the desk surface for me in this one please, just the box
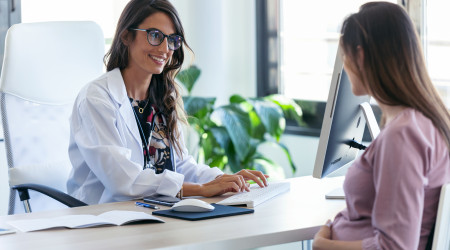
[0,176,345,250]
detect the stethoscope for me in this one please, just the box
[131,103,160,170]
[130,99,176,172]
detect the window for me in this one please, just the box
[426,1,450,107]
[258,0,448,136]
[280,1,369,102]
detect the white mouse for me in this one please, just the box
[171,199,215,212]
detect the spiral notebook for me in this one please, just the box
[152,204,254,221]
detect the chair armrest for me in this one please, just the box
[12,184,88,208]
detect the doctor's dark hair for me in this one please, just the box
[340,1,450,149]
[104,0,191,156]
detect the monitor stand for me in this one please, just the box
[325,102,380,200]
[359,102,380,139]
[325,187,346,199]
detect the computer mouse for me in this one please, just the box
[171,199,215,212]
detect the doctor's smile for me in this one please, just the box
[149,55,166,64]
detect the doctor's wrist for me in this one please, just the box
[181,183,202,197]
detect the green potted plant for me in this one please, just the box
[177,66,303,178]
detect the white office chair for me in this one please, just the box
[0,21,104,214]
[430,183,450,250]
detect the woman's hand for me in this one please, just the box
[313,220,332,250]
[235,169,269,188]
[199,170,269,197]
[312,220,363,250]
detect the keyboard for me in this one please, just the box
[216,181,290,208]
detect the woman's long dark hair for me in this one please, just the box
[340,1,450,149]
[104,0,191,156]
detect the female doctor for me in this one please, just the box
[67,0,268,205]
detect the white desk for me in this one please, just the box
[0,176,345,250]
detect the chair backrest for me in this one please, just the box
[0,21,104,214]
[432,183,450,250]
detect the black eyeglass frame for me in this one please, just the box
[129,28,183,51]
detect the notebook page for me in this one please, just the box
[8,214,110,232]
[99,210,164,225]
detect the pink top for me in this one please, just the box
[331,108,450,250]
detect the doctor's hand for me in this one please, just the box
[234,169,269,188]
[199,170,269,197]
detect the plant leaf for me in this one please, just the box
[201,131,226,168]
[207,154,227,170]
[249,111,266,140]
[209,126,230,151]
[229,94,246,104]
[226,145,242,173]
[243,138,260,165]
[212,105,251,161]
[265,94,304,126]
[250,99,285,141]
[183,96,216,119]
[176,65,201,94]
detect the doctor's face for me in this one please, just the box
[127,12,175,75]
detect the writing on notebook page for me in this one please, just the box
[217,181,290,208]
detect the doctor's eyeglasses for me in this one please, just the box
[129,28,183,51]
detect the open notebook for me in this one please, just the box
[8,210,164,232]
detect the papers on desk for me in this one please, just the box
[8,210,165,232]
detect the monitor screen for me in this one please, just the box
[313,50,372,179]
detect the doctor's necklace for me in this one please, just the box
[130,98,150,114]
[138,99,149,114]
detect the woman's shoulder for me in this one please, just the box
[378,108,442,149]
[385,108,435,134]
[77,72,109,98]
[78,68,123,103]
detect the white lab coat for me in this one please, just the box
[67,68,223,204]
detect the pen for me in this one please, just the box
[135,201,159,210]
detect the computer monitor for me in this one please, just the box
[313,49,379,183]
